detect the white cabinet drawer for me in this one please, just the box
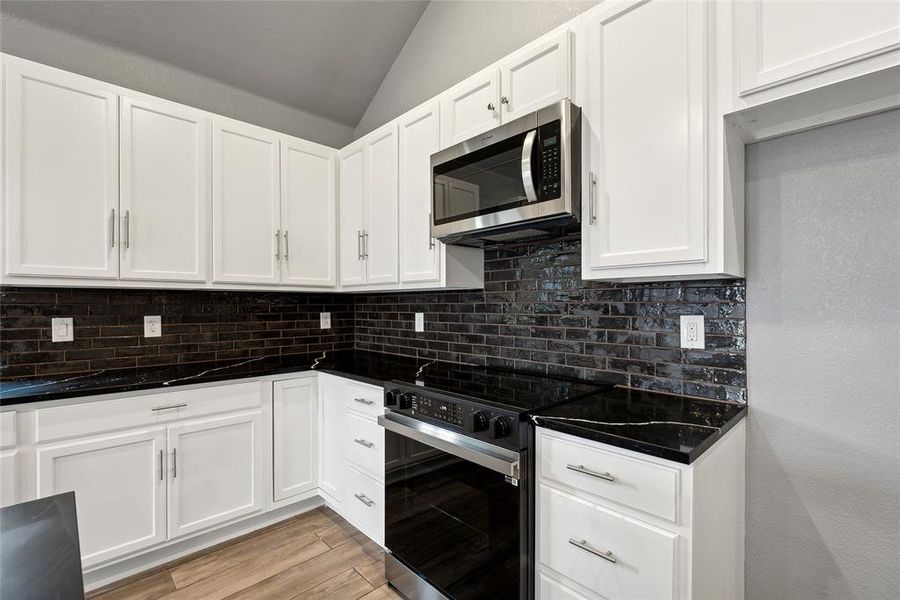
[539,485,677,600]
[344,464,384,543]
[345,411,384,482]
[538,431,679,521]
[35,381,264,442]
[538,572,591,600]
[343,381,384,418]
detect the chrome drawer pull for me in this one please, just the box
[354,493,375,507]
[172,448,177,478]
[151,403,188,412]
[159,450,164,481]
[566,464,615,482]
[569,538,617,564]
[354,438,375,448]
[353,397,374,406]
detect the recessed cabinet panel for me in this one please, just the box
[500,31,572,120]
[273,378,318,502]
[318,377,347,501]
[399,103,442,284]
[212,121,280,284]
[440,69,501,147]
[120,96,209,282]
[583,0,707,273]
[3,60,119,279]
[339,142,366,286]
[280,138,337,287]
[364,125,400,285]
[36,428,167,567]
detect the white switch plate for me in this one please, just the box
[680,315,705,349]
[414,313,425,332]
[144,315,162,338]
[320,312,331,329]
[51,317,74,342]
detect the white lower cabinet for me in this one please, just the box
[0,411,17,508]
[36,428,168,567]
[272,377,319,502]
[318,375,348,501]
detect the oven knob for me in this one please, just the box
[398,393,414,410]
[384,390,399,407]
[490,416,511,439]
[468,411,490,433]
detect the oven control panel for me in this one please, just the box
[384,385,521,450]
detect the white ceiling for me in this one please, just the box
[0,0,429,128]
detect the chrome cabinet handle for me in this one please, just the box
[172,448,177,478]
[109,209,116,248]
[428,212,435,249]
[354,493,375,507]
[569,538,617,564]
[487,102,495,112]
[566,464,615,482]
[357,230,363,260]
[362,230,369,258]
[151,403,187,412]
[123,210,131,249]
[275,230,281,260]
[159,450,164,481]
[500,96,509,107]
[354,438,375,448]
[353,397,374,406]
[283,230,289,261]
[589,172,597,224]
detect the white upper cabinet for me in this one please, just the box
[398,101,442,284]
[3,58,119,279]
[280,137,337,287]
[440,69,501,147]
[364,123,400,286]
[339,141,367,287]
[500,31,573,120]
[212,119,281,285]
[119,95,209,282]
[735,0,900,99]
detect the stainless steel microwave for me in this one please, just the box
[431,99,581,246]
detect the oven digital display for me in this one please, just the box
[413,396,464,427]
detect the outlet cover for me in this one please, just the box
[680,315,705,349]
[414,313,425,332]
[144,315,162,338]
[320,312,331,329]
[51,317,74,342]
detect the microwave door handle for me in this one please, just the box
[521,130,539,203]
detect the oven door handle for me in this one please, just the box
[521,129,538,203]
[378,412,520,480]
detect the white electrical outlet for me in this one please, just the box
[51,317,74,342]
[144,315,162,338]
[414,313,425,332]
[320,312,331,329]
[680,315,705,349]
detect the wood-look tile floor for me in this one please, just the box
[88,507,403,600]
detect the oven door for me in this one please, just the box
[379,412,525,600]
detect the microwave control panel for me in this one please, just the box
[539,120,562,199]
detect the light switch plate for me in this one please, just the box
[51,318,74,342]
[320,312,331,329]
[680,315,705,349]
[414,313,425,332]
[144,315,162,338]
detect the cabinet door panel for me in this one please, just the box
[273,378,318,501]
[583,0,706,273]
[364,125,399,285]
[339,143,366,286]
[120,96,209,282]
[0,450,17,508]
[281,138,337,287]
[399,102,442,284]
[212,121,280,284]
[500,31,573,120]
[36,428,167,567]
[318,377,347,501]
[3,60,119,279]
[440,69,501,147]
[168,412,264,538]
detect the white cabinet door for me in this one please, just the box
[500,31,573,120]
[0,450,15,508]
[280,137,337,287]
[120,95,209,282]
[212,119,280,284]
[318,377,347,502]
[339,141,366,286]
[273,378,318,502]
[737,0,900,96]
[399,102,442,284]
[2,59,119,279]
[440,69,501,147]
[582,0,707,276]
[365,123,400,286]
[35,428,167,567]
[168,412,264,539]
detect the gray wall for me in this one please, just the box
[354,0,598,137]
[0,14,354,147]
[745,110,900,599]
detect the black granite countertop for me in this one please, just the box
[530,386,747,464]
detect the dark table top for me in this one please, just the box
[0,492,84,600]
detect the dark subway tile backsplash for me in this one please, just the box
[1,236,746,402]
